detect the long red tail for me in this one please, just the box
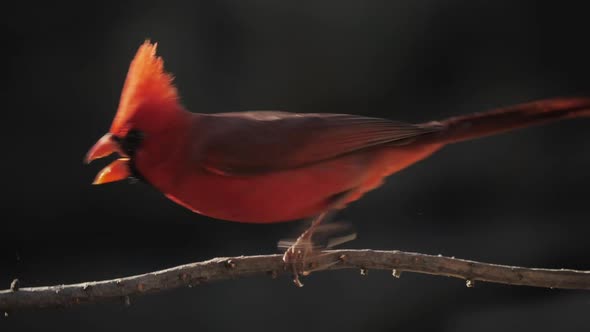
[423,97,590,145]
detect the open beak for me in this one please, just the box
[85,133,131,185]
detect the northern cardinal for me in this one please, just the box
[86,41,589,285]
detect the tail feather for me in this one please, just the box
[424,97,590,145]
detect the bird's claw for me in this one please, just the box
[280,221,357,287]
[282,237,314,287]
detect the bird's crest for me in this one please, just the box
[110,40,179,135]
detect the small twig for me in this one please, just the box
[1,249,589,311]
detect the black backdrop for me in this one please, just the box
[2,1,590,331]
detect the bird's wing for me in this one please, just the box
[194,111,442,176]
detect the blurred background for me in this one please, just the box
[2,1,590,331]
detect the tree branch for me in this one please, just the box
[2,249,589,311]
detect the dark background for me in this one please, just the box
[2,1,590,331]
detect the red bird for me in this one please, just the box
[86,41,589,285]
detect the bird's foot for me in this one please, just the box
[279,222,357,287]
[281,232,316,287]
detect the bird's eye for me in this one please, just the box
[114,129,144,157]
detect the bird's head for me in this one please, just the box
[85,40,183,184]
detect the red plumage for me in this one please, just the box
[86,41,590,224]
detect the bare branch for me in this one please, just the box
[1,249,589,311]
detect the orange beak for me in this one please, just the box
[85,133,131,185]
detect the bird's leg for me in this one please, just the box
[282,211,333,287]
[281,189,357,286]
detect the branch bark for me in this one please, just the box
[2,249,589,311]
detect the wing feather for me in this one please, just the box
[194,111,441,175]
